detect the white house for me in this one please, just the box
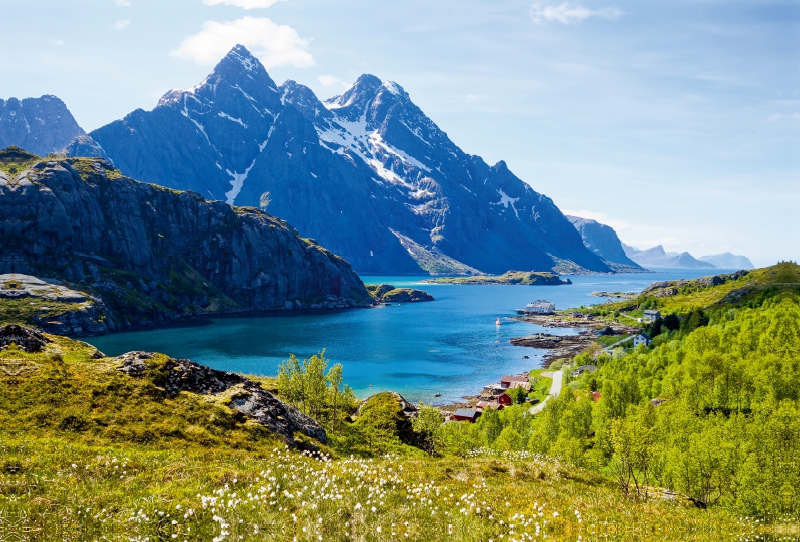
[525,300,555,315]
[643,309,661,321]
[633,333,651,347]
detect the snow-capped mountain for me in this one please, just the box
[90,45,612,275]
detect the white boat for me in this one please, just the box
[496,318,501,326]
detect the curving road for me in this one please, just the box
[528,370,563,415]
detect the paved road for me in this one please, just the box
[528,370,563,415]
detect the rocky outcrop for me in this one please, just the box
[0,274,115,336]
[0,147,370,335]
[0,95,85,156]
[114,351,328,445]
[90,45,613,276]
[0,324,51,352]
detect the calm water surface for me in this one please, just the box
[87,269,731,404]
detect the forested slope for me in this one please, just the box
[434,263,800,521]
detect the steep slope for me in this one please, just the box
[622,244,717,269]
[0,95,85,156]
[90,45,611,275]
[699,252,754,269]
[0,146,369,334]
[566,215,642,269]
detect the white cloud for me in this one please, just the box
[529,3,622,24]
[170,17,314,68]
[562,209,630,231]
[317,75,340,87]
[115,0,130,6]
[203,0,285,8]
[114,19,130,30]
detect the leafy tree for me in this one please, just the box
[507,386,528,404]
[412,403,443,456]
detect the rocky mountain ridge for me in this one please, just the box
[89,45,613,276]
[0,146,370,335]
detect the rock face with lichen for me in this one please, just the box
[0,146,370,335]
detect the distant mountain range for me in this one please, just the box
[622,244,753,270]
[0,45,609,276]
[566,214,753,271]
[698,253,754,270]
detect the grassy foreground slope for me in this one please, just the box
[0,332,747,540]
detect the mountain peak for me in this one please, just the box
[325,74,383,110]
[225,44,261,73]
[205,44,277,92]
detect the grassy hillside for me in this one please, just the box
[0,331,751,541]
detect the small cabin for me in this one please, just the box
[497,393,513,407]
[633,333,651,347]
[500,375,529,389]
[524,300,555,315]
[591,391,602,402]
[451,408,481,422]
[476,400,503,412]
[643,309,661,321]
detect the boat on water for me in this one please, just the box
[496,318,501,326]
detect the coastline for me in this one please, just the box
[437,313,639,412]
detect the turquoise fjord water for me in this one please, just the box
[87,269,730,405]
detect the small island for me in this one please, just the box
[366,284,435,303]
[423,270,571,286]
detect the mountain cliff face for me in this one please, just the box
[0,95,85,157]
[0,147,370,334]
[90,45,611,275]
[566,216,641,269]
[622,244,717,269]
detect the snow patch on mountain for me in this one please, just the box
[493,189,520,219]
[218,112,248,128]
[225,159,257,204]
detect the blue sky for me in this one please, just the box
[2,0,798,266]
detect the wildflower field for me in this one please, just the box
[3,439,755,541]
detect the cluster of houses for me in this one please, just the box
[448,375,532,422]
